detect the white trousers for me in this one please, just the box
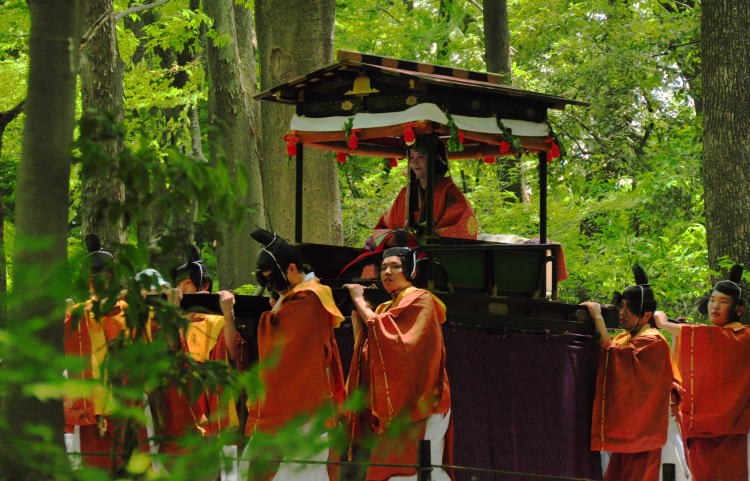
[239,426,330,481]
[390,409,452,481]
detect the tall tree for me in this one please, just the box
[255,0,343,245]
[79,0,126,248]
[133,0,205,270]
[203,0,266,289]
[483,0,522,200]
[483,0,511,77]
[702,0,750,271]
[1,0,80,477]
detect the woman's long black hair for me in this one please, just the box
[406,133,449,226]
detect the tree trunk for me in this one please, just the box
[203,0,266,289]
[702,0,750,272]
[0,1,80,478]
[79,0,126,249]
[255,0,343,246]
[140,0,203,271]
[483,0,511,78]
[437,0,452,61]
[483,0,522,202]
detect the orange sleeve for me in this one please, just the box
[365,289,450,431]
[247,289,345,434]
[433,179,479,239]
[677,325,750,438]
[63,305,98,426]
[591,333,674,452]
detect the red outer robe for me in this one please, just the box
[155,312,238,452]
[372,177,478,243]
[347,287,452,481]
[63,299,126,469]
[591,326,675,480]
[676,323,750,481]
[245,279,345,435]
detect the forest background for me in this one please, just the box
[0,0,748,479]
[1,0,733,312]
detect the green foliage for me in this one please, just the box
[338,154,406,246]
[336,0,485,68]
[336,0,707,319]
[0,1,29,216]
[0,0,729,477]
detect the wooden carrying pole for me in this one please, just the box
[538,151,548,298]
[537,151,547,245]
[295,143,304,243]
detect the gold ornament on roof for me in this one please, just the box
[344,73,380,96]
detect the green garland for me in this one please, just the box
[343,116,355,143]
[495,116,522,153]
[444,111,464,153]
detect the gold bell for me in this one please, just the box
[344,73,380,96]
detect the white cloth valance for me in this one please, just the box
[290,103,549,137]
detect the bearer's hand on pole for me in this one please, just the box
[218,290,235,319]
[344,283,365,301]
[580,301,610,347]
[344,283,375,323]
[580,301,602,321]
[218,290,237,361]
[653,310,682,336]
[166,287,183,307]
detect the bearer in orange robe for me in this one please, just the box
[366,133,478,249]
[153,251,239,453]
[64,234,128,470]
[581,265,677,481]
[655,264,750,481]
[242,229,345,481]
[170,248,239,436]
[345,246,452,481]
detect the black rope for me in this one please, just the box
[69,451,603,481]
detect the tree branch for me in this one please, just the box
[79,5,113,49]
[188,106,207,163]
[632,90,655,160]
[80,0,171,48]
[566,113,606,147]
[0,99,25,158]
[376,7,400,23]
[465,0,481,10]
[114,0,171,22]
[0,99,25,128]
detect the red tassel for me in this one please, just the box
[348,129,359,149]
[403,125,416,145]
[388,158,398,167]
[484,156,496,164]
[544,137,558,163]
[336,152,347,164]
[284,132,300,156]
[499,140,511,154]
[458,130,465,144]
[550,143,561,159]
